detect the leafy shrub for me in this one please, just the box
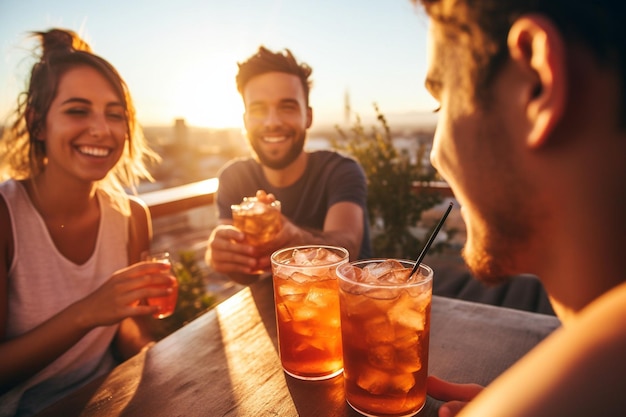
[332,105,450,259]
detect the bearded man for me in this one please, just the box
[206,46,371,284]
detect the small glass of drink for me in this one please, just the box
[232,196,282,275]
[141,251,179,319]
[271,245,349,380]
[231,196,282,247]
[337,259,433,417]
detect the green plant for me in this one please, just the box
[149,250,220,339]
[332,105,448,259]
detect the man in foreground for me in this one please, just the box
[413,1,626,416]
[206,46,371,284]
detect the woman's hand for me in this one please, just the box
[73,261,176,329]
[427,375,484,417]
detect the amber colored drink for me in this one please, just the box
[337,260,433,417]
[147,274,179,319]
[141,251,179,319]
[231,197,282,247]
[271,246,349,380]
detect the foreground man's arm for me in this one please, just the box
[429,282,626,417]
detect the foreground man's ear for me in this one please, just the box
[507,14,566,149]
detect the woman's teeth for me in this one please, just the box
[77,146,110,157]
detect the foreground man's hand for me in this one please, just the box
[427,375,483,417]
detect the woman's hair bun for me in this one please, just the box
[36,28,92,58]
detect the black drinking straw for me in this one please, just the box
[409,201,454,278]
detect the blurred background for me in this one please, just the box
[2,1,482,333]
[1,0,437,131]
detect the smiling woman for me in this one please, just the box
[0,28,172,417]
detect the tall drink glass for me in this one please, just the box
[337,259,433,417]
[271,245,349,380]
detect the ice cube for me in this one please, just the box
[412,291,432,313]
[339,281,365,296]
[305,287,336,308]
[291,304,317,323]
[366,287,401,301]
[378,267,411,284]
[278,282,307,300]
[356,366,391,395]
[294,341,311,353]
[407,268,430,284]
[395,309,424,332]
[368,344,396,370]
[305,333,339,352]
[292,321,315,338]
[364,316,395,345]
[395,346,422,373]
[232,196,258,212]
[393,328,419,350]
[341,293,376,316]
[389,373,416,393]
[393,329,423,373]
[273,265,290,277]
[339,264,359,282]
[387,292,425,331]
[293,248,319,265]
[355,268,373,283]
[249,201,267,214]
[364,260,405,279]
[314,247,343,264]
[276,303,293,323]
[291,271,313,284]
[291,321,315,338]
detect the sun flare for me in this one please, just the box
[172,65,244,129]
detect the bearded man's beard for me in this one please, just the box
[250,132,306,170]
[462,244,514,286]
[461,209,535,287]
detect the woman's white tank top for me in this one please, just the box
[0,179,129,416]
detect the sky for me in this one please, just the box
[0,0,436,130]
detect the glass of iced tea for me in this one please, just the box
[336,259,433,417]
[270,245,349,380]
[141,251,179,319]
[232,196,282,275]
[231,196,282,247]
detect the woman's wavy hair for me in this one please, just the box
[0,28,159,200]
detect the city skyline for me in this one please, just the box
[0,0,438,130]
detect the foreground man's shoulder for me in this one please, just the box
[549,282,626,365]
[460,282,626,417]
[581,281,626,324]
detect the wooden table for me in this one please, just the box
[36,276,561,417]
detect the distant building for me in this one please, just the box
[174,118,188,147]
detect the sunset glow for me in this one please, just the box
[0,1,435,129]
[170,65,244,129]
